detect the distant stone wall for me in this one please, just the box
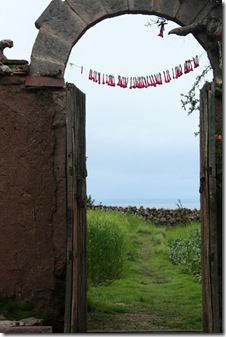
[88,205,200,225]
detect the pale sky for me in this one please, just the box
[1,1,214,207]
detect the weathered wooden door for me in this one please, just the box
[200,82,222,332]
[64,84,87,333]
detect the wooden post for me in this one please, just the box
[64,87,73,333]
[64,84,87,333]
[200,82,221,332]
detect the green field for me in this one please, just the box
[87,209,202,332]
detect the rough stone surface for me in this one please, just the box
[100,0,129,15]
[0,75,26,85]
[0,39,13,63]
[30,0,87,77]
[33,29,70,63]
[66,0,108,24]
[29,56,65,78]
[0,317,43,327]
[0,81,68,331]
[19,317,43,326]
[0,320,24,327]
[88,204,200,226]
[151,0,181,20]
[175,0,214,25]
[190,1,218,24]
[35,0,87,42]
[25,76,65,87]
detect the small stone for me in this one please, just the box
[0,320,24,327]
[19,317,43,326]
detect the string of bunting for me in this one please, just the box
[69,55,200,90]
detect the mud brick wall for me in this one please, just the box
[0,77,67,329]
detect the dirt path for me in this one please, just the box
[88,312,182,332]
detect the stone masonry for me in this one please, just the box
[30,0,222,84]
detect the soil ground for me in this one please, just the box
[87,312,193,332]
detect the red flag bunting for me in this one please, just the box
[87,55,199,89]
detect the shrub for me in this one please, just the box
[168,228,201,282]
[87,211,129,286]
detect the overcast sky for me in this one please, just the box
[1,1,214,207]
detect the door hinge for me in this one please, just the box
[199,177,205,193]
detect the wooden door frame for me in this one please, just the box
[63,81,222,333]
[200,81,222,332]
[64,84,87,333]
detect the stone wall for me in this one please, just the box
[88,205,200,225]
[0,76,68,330]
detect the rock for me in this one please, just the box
[0,64,12,74]
[87,204,200,226]
[0,320,24,327]
[19,317,43,326]
[0,39,13,63]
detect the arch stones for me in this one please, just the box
[29,0,222,84]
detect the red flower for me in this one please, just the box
[215,134,222,142]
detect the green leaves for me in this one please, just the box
[181,65,212,116]
[168,228,201,282]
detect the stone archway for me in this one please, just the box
[28,0,222,333]
[0,0,222,333]
[29,0,222,85]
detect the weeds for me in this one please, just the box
[168,228,201,282]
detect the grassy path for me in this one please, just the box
[87,211,202,332]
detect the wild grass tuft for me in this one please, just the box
[87,210,129,286]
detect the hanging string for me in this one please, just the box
[68,52,207,90]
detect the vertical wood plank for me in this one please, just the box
[208,83,220,332]
[200,82,220,332]
[70,86,87,333]
[200,82,212,332]
[64,84,87,333]
[64,88,73,333]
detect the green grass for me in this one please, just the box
[0,295,46,321]
[87,210,202,331]
[87,210,129,285]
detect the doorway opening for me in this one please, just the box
[65,14,213,332]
